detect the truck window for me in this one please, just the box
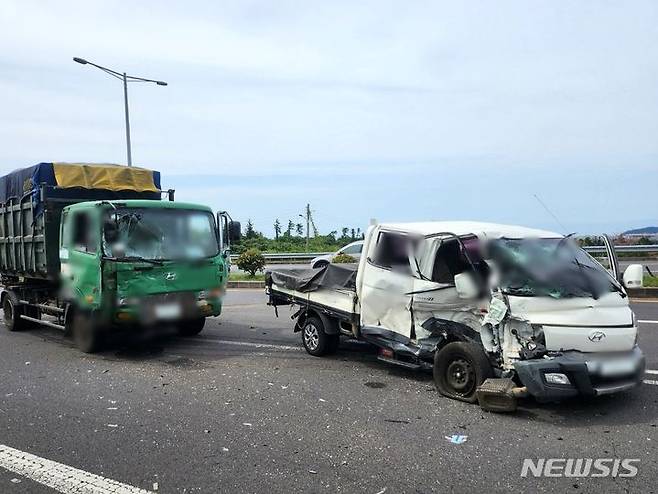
[372,232,411,272]
[431,237,488,284]
[71,212,97,254]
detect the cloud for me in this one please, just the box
[0,0,656,232]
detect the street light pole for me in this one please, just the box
[122,73,132,166]
[73,57,167,167]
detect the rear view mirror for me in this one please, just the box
[228,221,241,242]
[454,272,478,299]
[622,264,644,289]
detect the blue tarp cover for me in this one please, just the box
[0,163,162,205]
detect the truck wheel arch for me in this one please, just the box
[295,309,339,335]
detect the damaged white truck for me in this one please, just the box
[266,221,646,412]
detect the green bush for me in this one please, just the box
[236,248,266,276]
[332,253,356,264]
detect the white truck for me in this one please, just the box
[266,221,646,412]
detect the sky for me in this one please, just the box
[1,0,656,236]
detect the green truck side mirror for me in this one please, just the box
[228,221,241,242]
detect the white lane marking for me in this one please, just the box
[0,444,153,493]
[195,337,301,352]
[645,369,658,375]
[644,380,658,386]
[638,320,658,324]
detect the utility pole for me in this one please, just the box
[299,204,312,252]
[305,203,310,252]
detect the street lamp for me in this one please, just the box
[73,57,167,166]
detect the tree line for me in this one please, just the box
[234,218,364,254]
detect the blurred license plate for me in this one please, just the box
[600,359,637,376]
[155,303,182,319]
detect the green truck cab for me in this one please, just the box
[0,163,240,352]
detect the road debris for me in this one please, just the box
[445,434,468,444]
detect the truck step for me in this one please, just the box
[377,355,422,370]
[19,315,65,331]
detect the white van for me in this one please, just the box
[266,221,645,411]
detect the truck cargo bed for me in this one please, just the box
[266,264,359,321]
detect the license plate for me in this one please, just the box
[154,303,182,320]
[599,359,637,377]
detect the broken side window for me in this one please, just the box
[372,231,412,273]
[431,236,487,284]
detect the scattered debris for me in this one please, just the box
[222,447,229,452]
[153,482,159,491]
[445,434,468,444]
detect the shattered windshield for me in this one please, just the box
[103,208,219,261]
[489,238,620,299]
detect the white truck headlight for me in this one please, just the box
[545,373,571,385]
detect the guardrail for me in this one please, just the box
[230,244,658,263]
[583,244,658,253]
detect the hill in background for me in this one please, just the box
[624,226,658,235]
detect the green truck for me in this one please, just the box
[0,162,240,352]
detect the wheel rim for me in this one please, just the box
[446,358,475,395]
[303,322,320,350]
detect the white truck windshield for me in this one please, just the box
[489,238,620,299]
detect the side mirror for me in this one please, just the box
[454,272,478,299]
[622,264,644,289]
[228,221,241,242]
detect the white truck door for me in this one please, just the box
[408,235,483,338]
[359,230,415,339]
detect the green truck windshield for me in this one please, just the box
[103,208,219,261]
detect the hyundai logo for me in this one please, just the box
[588,330,606,342]
[164,272,177,281]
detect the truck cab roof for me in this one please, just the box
[376,221,562,240]
[64,200,213,214]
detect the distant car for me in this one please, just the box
[311,240,364,268]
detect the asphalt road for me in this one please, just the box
[0,291,657,493]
